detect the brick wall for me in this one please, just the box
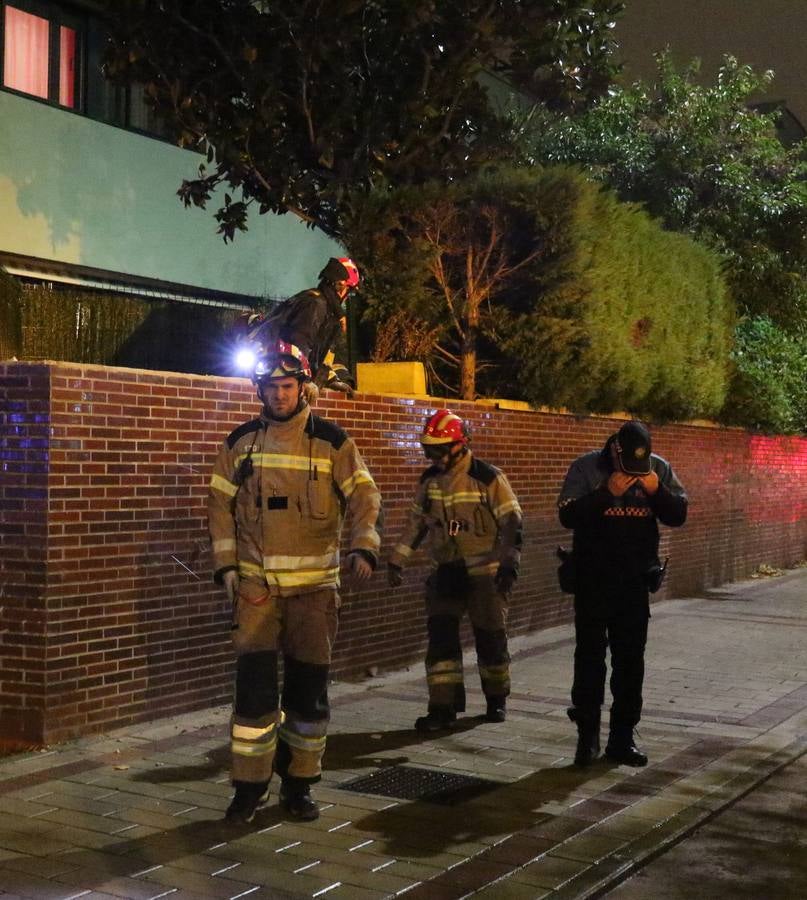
[1,361,806,747]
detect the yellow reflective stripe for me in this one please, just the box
[242,452,332,474]
[278,727,327,753]
[427,673,465,685]
[429,660,462,673]
[479,666,509,679]
[238,561,265,579]
[232,722,277,741]
[232,737,277,757]
[493,499,521,518]
[262,552,337,571]
[264,567,340,588]
[211,473,238,497]
[468,561,498,575]
[212,538,237,554]
[426,488,483,504]
[410,502,423,514]
[393,543,414,558]
[339,469,376,498]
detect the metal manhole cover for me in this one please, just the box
[339,764,500,805]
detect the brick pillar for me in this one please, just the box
[0,363,49,747]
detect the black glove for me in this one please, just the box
[388,563,404,588]
[495,565,517,596]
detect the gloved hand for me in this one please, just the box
[346,552,373,582]
[329,379,355,398]
[388,563,404,588]
[607,471,637,497]
[221,569,239,605]
[636,471,659,496]
[495,565,517,596]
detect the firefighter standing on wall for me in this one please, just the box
[558,420,687,768]
[388,410,523,731]
[242,257,360,395]
[208,339,381,824]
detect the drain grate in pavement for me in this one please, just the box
[338,765,501,805]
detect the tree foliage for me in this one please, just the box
[346,169,545,399]
[103,0,623,238]
[499,169,733,420]
[723,317,807,434]
[348,166,733,417]
[519,52,807,331]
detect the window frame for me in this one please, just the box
[0,0,84,110]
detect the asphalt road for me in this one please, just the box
[606,750,807,899]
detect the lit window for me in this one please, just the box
[3,5,48,99]
[58,23,75,107]
[1,2,80,109]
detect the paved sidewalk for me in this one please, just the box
[0,569,805,900]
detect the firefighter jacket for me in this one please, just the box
[208,402,381,595]
[389,451,522,577]
[557,436,687,591]
[278,284,344,376]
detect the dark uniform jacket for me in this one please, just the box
[557,436,687,595]
[277,284,345,377]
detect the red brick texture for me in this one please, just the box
[1,361,806,746]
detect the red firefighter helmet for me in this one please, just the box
[253,339,312,382]
[421,409,470,446]
[338,257,360,288]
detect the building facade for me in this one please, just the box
[0,0,339,317]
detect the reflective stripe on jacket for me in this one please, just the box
[390,451,522,575]
[208,403,381,594]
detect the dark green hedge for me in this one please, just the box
[503,168,733,420]
[0,272,245,375]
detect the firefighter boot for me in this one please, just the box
[224,780,270,824]
[279,782,320,821]
[567,707,601,766]
[605,725,648,767]
[484,696,507,723]
[415,705,457,733]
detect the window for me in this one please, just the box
[1,1,81,109]
[1,0,170,139]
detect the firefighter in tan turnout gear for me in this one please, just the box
[388,410,523,731]
[208,339,381,824]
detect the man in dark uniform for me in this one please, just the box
[558,420,687,767]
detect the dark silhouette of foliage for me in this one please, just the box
[103,0,623,239]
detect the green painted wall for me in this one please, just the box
[0,90,341,298]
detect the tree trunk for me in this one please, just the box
[460,312,478,400]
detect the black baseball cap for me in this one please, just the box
[615,420,652,475]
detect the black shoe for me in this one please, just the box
[605,728,648,767]
[279,785,319,821]
[414,706,456,733]
[224,780,270,824]
[484,697,506,723]
[567,707,601,767]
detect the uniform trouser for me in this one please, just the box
[571,590,649,730]
[230,580,339,787]
[424,569,510,711]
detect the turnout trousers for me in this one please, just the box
[424,566,510,712]
[230,580,339,787]
[571,585,650,729]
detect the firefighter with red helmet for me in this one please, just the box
[208,339,381,824]
[241,257,360,394]
[388,410,523,731]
